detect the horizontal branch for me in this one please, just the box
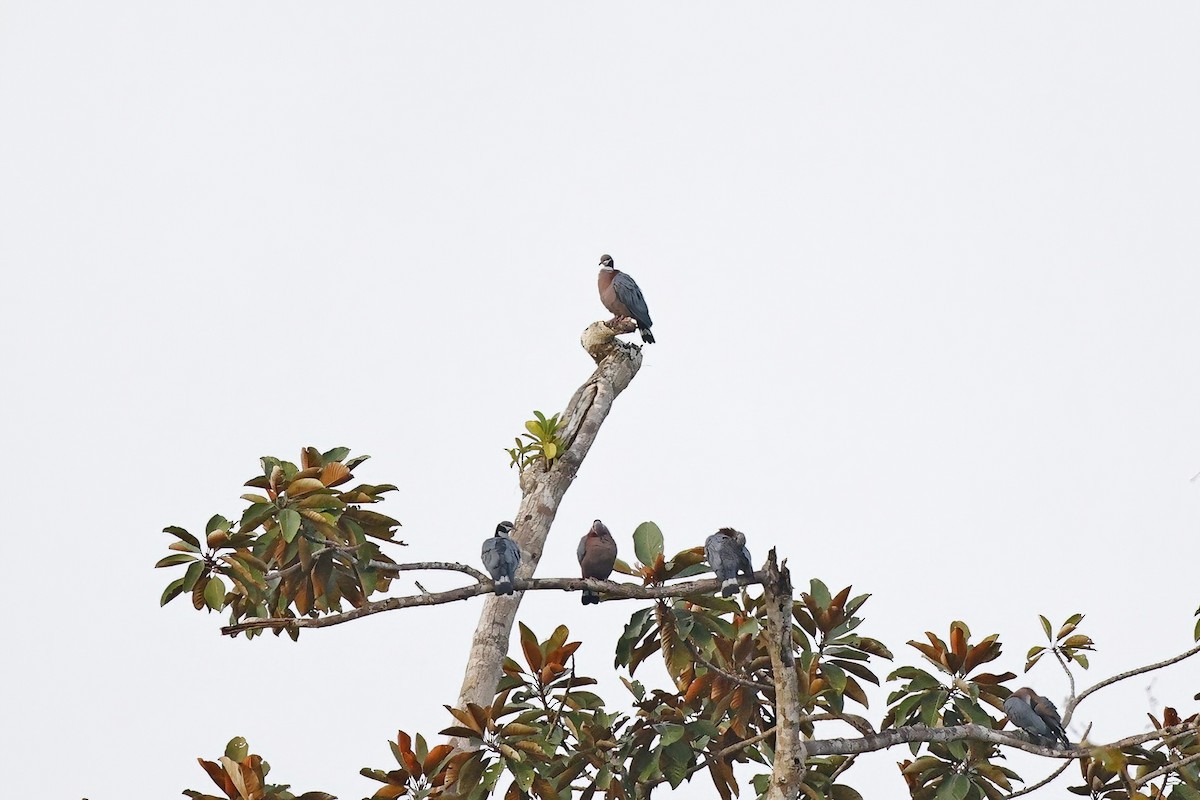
[802,721,1200,760]
[1065,640,1200,725]
[1133,750,1200,789]
[372,560,489,582]
[221,572,763,636]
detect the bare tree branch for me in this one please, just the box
[222,572,764,635]
[1004,758,1072,798]
[802,721,1200,759]
[1051,646,1076,705]
[1063,640,1200,726]
[1132,750,1200,790]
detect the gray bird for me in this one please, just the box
[705,528,754,597]
[1004,687,1069,747]
[577,519,618,605]
[481,521,521,596]
[598,254,655,344]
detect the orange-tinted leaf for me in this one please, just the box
[520,622,543,672]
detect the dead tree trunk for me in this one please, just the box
[763,549,805,800]
[450,320,643,742]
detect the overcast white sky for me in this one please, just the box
[3,3,1199,798]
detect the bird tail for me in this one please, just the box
[721,578,739,598]
[640,328,655,344]
[582,590,599,605]
[495,577,513,596]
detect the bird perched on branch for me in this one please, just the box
[1003,687,1069,747]
[598,254,655,344]
[481,521,521,596]
[705,528,754,597]
[577,519,618,605]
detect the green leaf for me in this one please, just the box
[1039,614,1052,640]
[279,508,301,543]
[182,560,206,591]
[633,521,664,566]
[204,576,226,611]
[322,446,351,463]
[206,514,230,535]
[656,723,686,747]
[163,526,201,549]
[509,759,535,792]
[809,578,832,608]
[238,502,277,533]
[160,577,185,606]
[821,661,848,694]
[155,554,196,568]
[661,740,692,789]
[225,736,249,761]
[934,774,970,800]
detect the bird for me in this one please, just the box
[705,528,754,597]
[597,254,655,344]
[481,521,521,596]
[577,519,618,605]
[1003,687,1069,747]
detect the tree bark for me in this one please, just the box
[450,320,643,744]
[763,549,805,800]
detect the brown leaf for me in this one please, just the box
[423,744,455,775]
[320,462,351,487]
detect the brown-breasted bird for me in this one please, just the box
[705,528,754,597]
[598,254,655,344]
[577,519,618,605]
[481,521,521,596]
[1003,687,1069,747]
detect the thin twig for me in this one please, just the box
[1004,758,1072,798]
[1064,641,1200,726]
[1051,647,1076,705]
[682,636,773,690]
[1132,750,1200,789]
[373,560,490,582]
[828,753,858,784]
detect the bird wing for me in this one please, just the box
[705,534,727,577]
[577,535,587,565]
[1032,695,1064,727]
[612,272,653,329]
[497,538,521,577]
[1004,695,1052,737]
[481,538,504,580]
[738,544,753,574]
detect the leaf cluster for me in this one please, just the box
[506,412,564,472]
[157,447,401,638]
[611,522,709,586]
[1026,613,1095,672]
[1070,707,1200,799]
[185,736,333,800]
[363,624,620,800]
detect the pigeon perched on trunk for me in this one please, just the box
[481,521,521,596]
[597,254,655,344]
[577,519,618,605]
[705,528,754,597]
[1004,687,1069,747]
